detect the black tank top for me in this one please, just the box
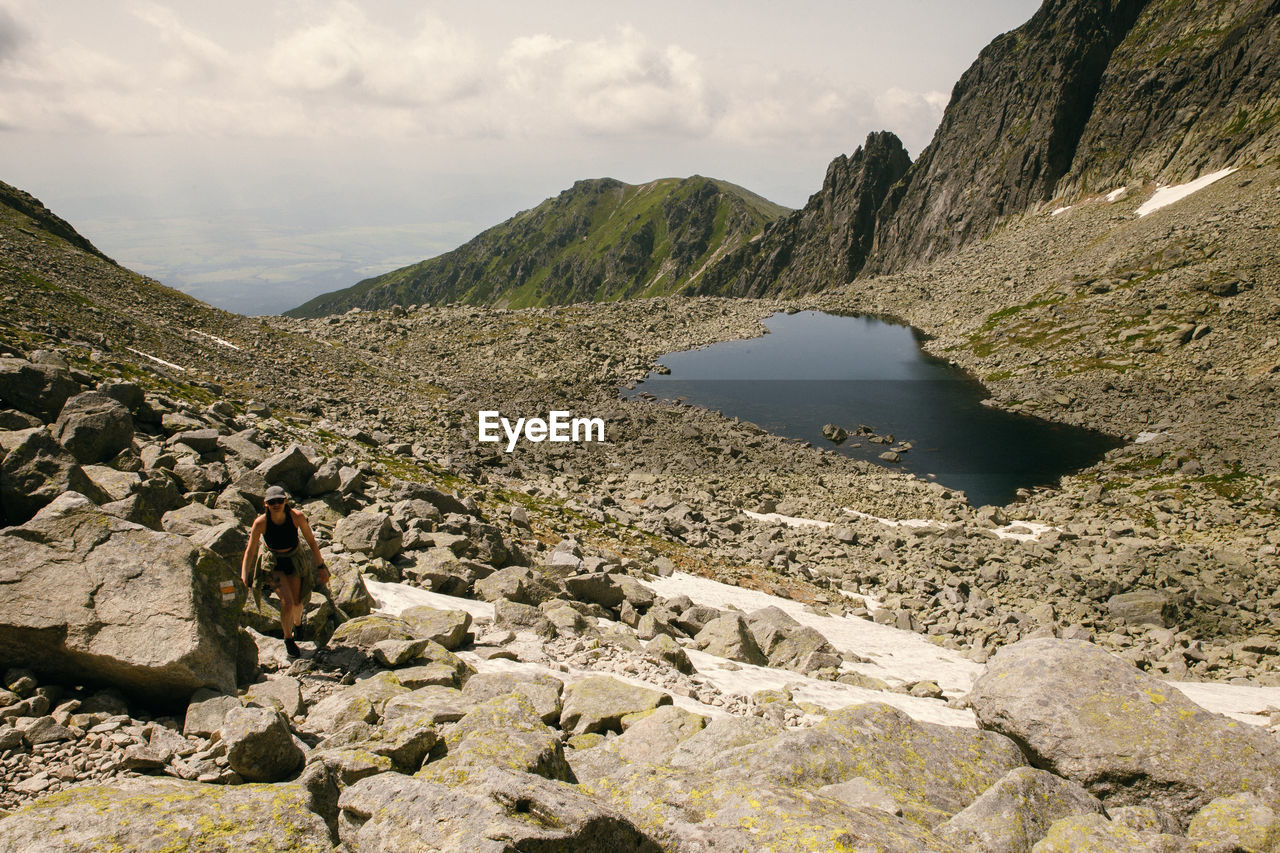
[263,509,299,551]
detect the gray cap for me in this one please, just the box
[264,485,289,502]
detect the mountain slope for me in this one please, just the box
[286,176,789,317]
[870,0,1280,274]
[687,0,1280,293]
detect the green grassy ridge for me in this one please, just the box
[285,176,790,317]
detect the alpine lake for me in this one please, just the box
[623,310,1124,508]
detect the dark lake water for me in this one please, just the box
[624,311,1123,507]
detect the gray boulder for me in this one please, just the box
[1106,590,1175,627]
[1030,813,1182,852]
[0,492,243,703]
[0,429,110,522]
[400,605,471,650]
[334,511,402,560]
[54,391,134,464]
[166,427,221,454]
[253,443,317,495]
[0,357,79,421]
[746,606,841,673]
[0,778,331,852]
[183,688,243,737]
[710,702,1026,827]
[339,767,658,853]
[417,693,571,785]
[935,766,1104,852]
[580,762,950,852]
[475,566,561,606]
[560,675,671,736]
[221,706,303,782]
[693,612,768,666]
[565,572,626,609]
[305,458,342,496]
[969,638,1280,826]
[460,671,564,726]
[1187,792,1280,852]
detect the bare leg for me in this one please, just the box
[273,571,301,639]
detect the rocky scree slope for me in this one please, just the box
[2,332,1280,851]
[286,176,789,317]
[5,181,1280,849]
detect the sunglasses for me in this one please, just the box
[266,499,286,506]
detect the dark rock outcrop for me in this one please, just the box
[695,131,911,296]
[868,0,1147,273]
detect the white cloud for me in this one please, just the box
[264,3,481,107]
[500,27,714,138]
[131,1,232,84]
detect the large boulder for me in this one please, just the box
[0,778,332,852]
[0,492,244,704]
[474,565,561,606]
[221,706,304,782]
[334,511,402,560]
[417,693,571,785]
[580,763,951,852]
[708,702,1027,828]
[560,676,671,736]
[0,357,79,421]
[1106,590,1175,628]
[53,391,134,464]
[0,429,110,523]
[1187,792,1280,852]
[564,572,626,609]
[693,612,768,666]
[934,767,1104,853]
[339,767,658,853]
[399,605,471,650]
[969,638,1280,826]
[253,443,317,495]
[460,671,564,726]
[746,606,842,673]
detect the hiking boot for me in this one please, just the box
[284,638,301,657]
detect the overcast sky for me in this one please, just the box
[0,1,1041,314]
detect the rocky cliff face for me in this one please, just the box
[869,0,1280,274]
[1061,0,1280,195]
[701,0,1280,288]
[693,132,910,297]
[286,176,788,317]
[867,0,1148,274]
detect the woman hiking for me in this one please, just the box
[240,485,330,657]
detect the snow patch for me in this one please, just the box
[1051,206,1072,216]
[362,578,1280,730]
[1134,430,1166,444]
[1106,186,1128,202]
[843,508,940,530]
[742,510,832,529]
[643,572,982,695]
[126,348,185,372]
[1135,167,1236,217]
[189,329,242,351]
[365,578,495,622]
[991,521,1059,542]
